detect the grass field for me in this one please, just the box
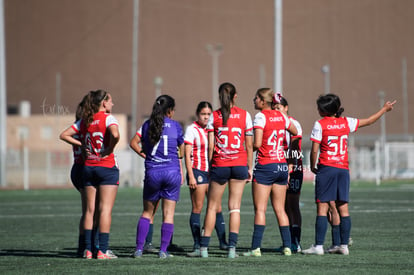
[1,180,413,274]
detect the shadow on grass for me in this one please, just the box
[0,245,262,259]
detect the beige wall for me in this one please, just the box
[7,113,129,151]
[5,0,413,144]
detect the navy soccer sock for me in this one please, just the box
[215,212,227,245]
[340,216,351,245]
[190,212,201,248]
[84,229,92,251]
[331,224,341,246]
[251,224,265,249]
[200,236,211,248]
[98,232,109,253]
[315,216,328,245]
[228,232,238,248]
[279,225,291,248]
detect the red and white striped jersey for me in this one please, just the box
[207,106,253,167]
[253,109,291,165]
[184,121,209,172]
[310,116,359,169]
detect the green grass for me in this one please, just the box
[1,180,413,274]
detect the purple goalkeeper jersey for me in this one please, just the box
[137,117,184,170]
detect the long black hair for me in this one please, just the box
[148,94,175,145]
[316,93,344,118]
[218,82,236,126]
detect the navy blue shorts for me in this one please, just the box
[287,170,303,194]
[83,166,119,187]
[144,168,182,201]
[209,166,248,184]
[186,168,209,185]
[70,163,84,191]
[253,163,288,185]
[315,165,350,203]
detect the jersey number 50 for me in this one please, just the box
[327,135,348,155]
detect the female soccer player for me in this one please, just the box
[130,94,184,259]
[302,93,396,255]
[274,96,303,253]
[59,95,88,257]
[61,90,120,260]
[243,89,298,257]
[184,101,228,257]
[199,82,253,258]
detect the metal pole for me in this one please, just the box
[154,76,163,99]
[402,58,408,137]
[0,0,7,187]
[321,64,330,94]
[206,44,222,110]
[378,90,386,179]
[259,64,266,87]
[274,0,282,92]
[130,0,139,186]
[56,72,61,108]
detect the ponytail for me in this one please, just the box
[218,82,236,126]
[148,95,175,145]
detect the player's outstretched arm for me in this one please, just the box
[359,100,396,128]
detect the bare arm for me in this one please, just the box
[359,100,396,128]
[184,144,197,189]
[310,141,320,174]
[253,128,263,151]
[208,131,214,163]
[102,124,120,157]
[245,135,253,182]
[59,126,82,147]
[129,134,146,159]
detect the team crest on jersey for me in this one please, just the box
[197,175,203,183]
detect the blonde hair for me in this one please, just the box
[256,88,274,105]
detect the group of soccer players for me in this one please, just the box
[61,83,395,259]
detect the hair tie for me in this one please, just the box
[272,91,282,104]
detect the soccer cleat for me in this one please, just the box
[200,247,208,258]
[228,247,239,259]
[282,247,292,256]
[167,243,185,252]
[302,245,324,255]
[242,247,261,257]
[105,250,118,259]
[187,249,201,257]
[83,249,93,259]
[327,245,342,254]
[339,245,349,255]
[143,242,159,253]
[348,237,353,247]
[159,251,174,259]
[291,243,302,253]
[219,242,229,250]
[274,246,284,253]
[133,249,143,258]
[97,250,117,260]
